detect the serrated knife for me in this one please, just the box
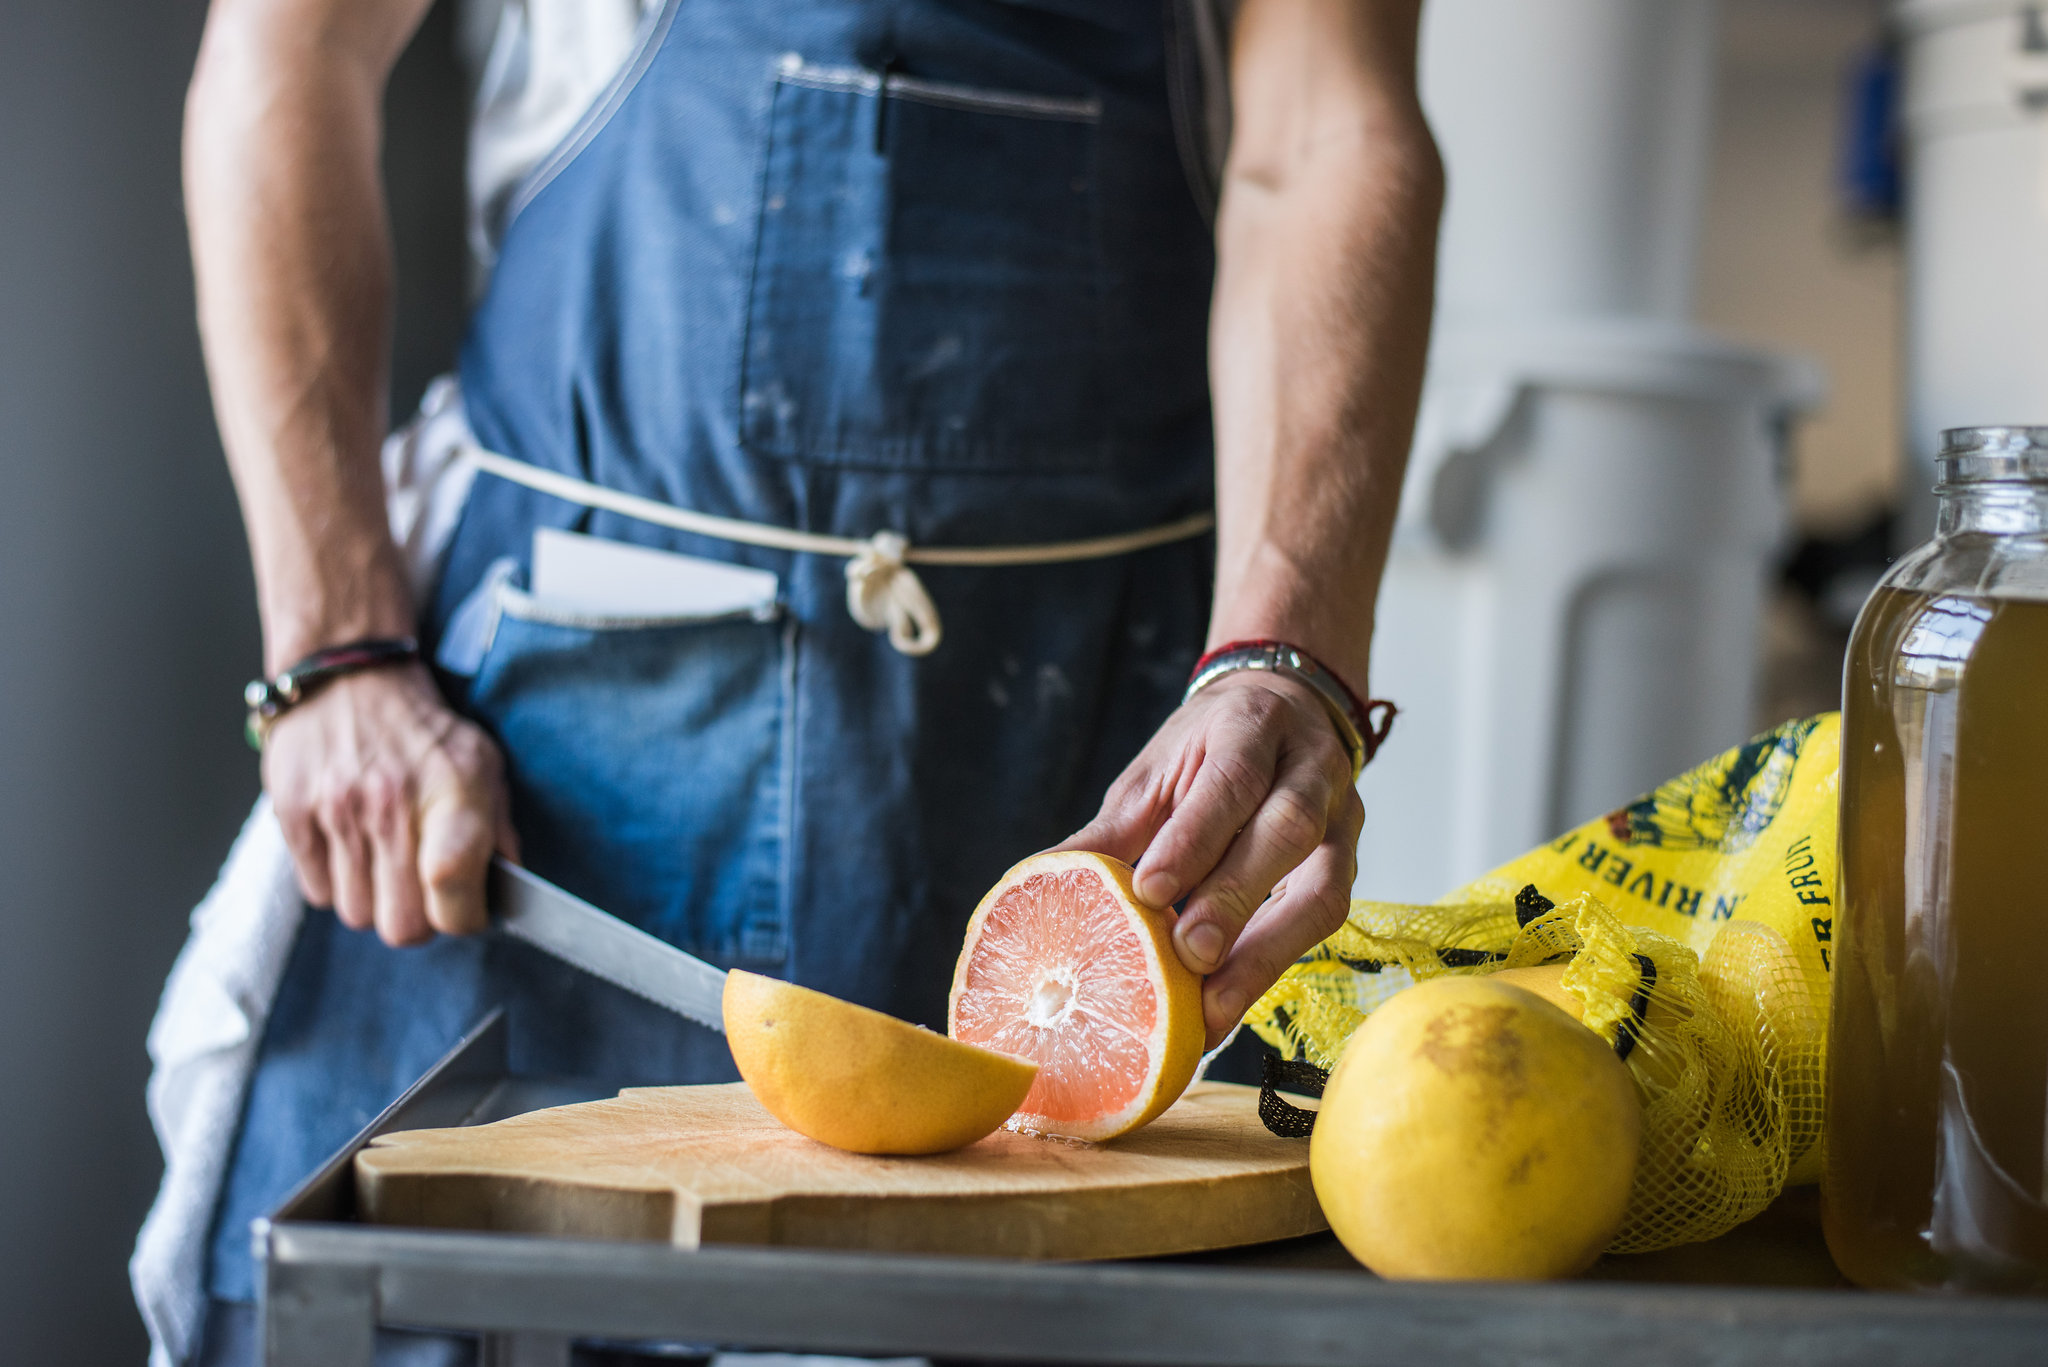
[489,857,727,1032]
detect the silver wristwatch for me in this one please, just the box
[1184,641,1381,779]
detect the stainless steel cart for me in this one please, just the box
[255,1011,2048,1367]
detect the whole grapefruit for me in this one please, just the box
[1310,975,1641,1279]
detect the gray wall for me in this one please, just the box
[0,2,465,1359]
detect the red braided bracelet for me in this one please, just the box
[1186,638,1397,775]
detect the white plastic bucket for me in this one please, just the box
[1896,0,2048,541]
[1420,0,1720,325]
[1357,0,1822,901]
[1356,321,1820,902]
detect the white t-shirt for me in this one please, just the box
[457,0,1235,274]
[461,0,658,271]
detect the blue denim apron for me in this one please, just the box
[205,0,1215,1308]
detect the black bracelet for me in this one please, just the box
[244,636,420,750]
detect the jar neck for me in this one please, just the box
[1937,484,2048,536]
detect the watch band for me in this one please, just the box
[1184,639,1396,780]
[243,636,420,750]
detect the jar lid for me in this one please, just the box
[1937,426,2048,487]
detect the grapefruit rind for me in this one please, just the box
[946,850,1206,1143]
[722,969,1038,1156]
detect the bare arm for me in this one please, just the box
[188,0,426,660]
[188,0,513,944]
[1067,0,1441,1043]
[1206,0,1437,686]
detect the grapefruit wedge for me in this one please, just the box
[948,851,1205,1142]
[723,969,1037,1155]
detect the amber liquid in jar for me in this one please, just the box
[1826,586,2048,1291]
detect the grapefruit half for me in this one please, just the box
[947,850,1205,1142]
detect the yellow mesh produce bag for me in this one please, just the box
[1247,714,1839,1253]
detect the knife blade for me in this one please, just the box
[489,858,727,1032]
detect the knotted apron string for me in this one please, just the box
[462,446,1216,656]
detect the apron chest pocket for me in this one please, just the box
[740,56,1108,472]
[444,559,794,967]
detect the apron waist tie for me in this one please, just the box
[463,446,1216,657]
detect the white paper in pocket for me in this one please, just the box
[530,527,780,620]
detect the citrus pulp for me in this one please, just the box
[948,850,1205,1142]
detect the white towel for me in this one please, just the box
[131,379,478,1367]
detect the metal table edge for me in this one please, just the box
[256,1220,2048,1366]
[253,1011,2048,1367]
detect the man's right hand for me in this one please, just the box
[264,665,517,946]
[186,0,491,946]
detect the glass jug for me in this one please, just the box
[1825,426,2048,1292]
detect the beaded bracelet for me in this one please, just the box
[244,637,420,750]
[1184,639,1396,780]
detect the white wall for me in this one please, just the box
[1697,0,1901,533]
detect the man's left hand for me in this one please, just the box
[1058,670,1363,1049]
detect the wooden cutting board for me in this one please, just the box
[356,1080,1325,1260]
